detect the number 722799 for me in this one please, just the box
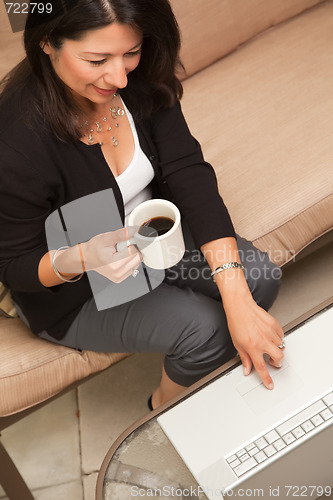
[5,3,52,14]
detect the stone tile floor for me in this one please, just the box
[0,240,332,500]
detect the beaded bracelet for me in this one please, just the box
[52,246,84,283]
[211,262,245,283]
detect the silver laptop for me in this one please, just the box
[158,303,333,499]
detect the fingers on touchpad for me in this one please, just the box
[236,363,303,415]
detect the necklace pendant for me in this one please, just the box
[112,137,119,147]
[88,133,95,144]
[117,107,125,117]
[96,122,102,133]
[103,117,107,122]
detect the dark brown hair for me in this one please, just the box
[0,0,183,142]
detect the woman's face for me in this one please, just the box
[43,22,143,105]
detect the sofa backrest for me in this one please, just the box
[0,0,326,80]
[171,0,326,79]
[0,3,24,79]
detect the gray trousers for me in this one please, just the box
[38,226,282,387]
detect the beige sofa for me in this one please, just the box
[174,0,333,266]
[1,0,333,497]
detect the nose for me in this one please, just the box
[104,59,128,89]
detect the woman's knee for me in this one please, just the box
[236,235,282,310]
[165,304,235,386]
[245,255,282,310]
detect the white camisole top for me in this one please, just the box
[115,101,155,226]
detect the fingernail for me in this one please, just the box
[243,366,250,376]
[268,382,274,390]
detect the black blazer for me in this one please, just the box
[0,93,234,338]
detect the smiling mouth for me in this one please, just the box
[93,85,117,93]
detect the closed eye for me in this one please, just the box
[88,59,107,66]
[126,49,141,57]
[87,47,141,65]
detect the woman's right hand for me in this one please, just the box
[81,228,142,283]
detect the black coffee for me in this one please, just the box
[138,216,174,237]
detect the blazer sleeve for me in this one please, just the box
[0,141,54,292]
[150,100,235,249]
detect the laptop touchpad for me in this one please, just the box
[237,362,304,415]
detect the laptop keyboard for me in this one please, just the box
[226,391,333,478]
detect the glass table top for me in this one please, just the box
[103,418,208,499]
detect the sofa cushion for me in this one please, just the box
[0,283,17,318]
[171,0,326,79]
[0,316,130,417]
[181,1,333,265]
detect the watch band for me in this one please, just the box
[211,262,245,282]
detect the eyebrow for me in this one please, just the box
[82,41,143,57]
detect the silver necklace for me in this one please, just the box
[80,93,125,147]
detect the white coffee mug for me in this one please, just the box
[117,199,185,269]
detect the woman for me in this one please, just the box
[0,0,284,410]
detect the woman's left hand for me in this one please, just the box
[201,236,284,389]
[223,289,285,390]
